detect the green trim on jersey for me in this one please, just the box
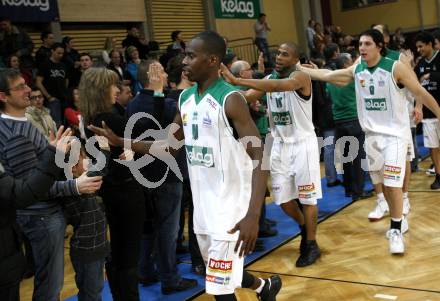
[179,78,237,107]
[355,56,394,74]
[385,48,400,61]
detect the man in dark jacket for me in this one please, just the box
[0,145,61,301]
[0,17,34,69]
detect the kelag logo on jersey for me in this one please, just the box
[365,98,387,111]
[272,111,292,125]
[185,145,215,167]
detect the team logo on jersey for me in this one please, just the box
[206,97,218,110]
[360,79,366,87]
[365,98,387,111]
[182,113,188,126]
[298,183,317,199]
[185,145,215,167]
[208,259,233,274]
[206,275,230,285]
[272,111,292,126]
[203,112,212,127]
[378,79,385,87]
[384,165,402,181]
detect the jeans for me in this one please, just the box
[322,129,338,184]
[16,210,66,301]
[334,119,366,198]
[139,182,182,287]
[46,99,62,128]
[255,37,273,67]
[71,259,105,301]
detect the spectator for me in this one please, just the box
[68,52,93,89]
[80,68,147,301]
[35,42,68,127]
[62,36,80,73]
[222,52,238,70]
[35,31,55,69]
[324,43,340,70]
[25,87,57,139]
[122,26,149,59]
[392,27,405,50]
[306,19,316,54]
[0,143,64,301]
[107,50,130,84]
[313,23,325,51]
[433,30,440,51]
[102,37,118,65]
[63,146,107,301]
[126,46,142,94]
[0,17,34,69]
[127,60,198,294]
[113,83,132,116]
[6,55,33,86]
[254,13,273,67]
[64,88,81,130]
[160,30,186,68]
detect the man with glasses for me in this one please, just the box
[25,87,57,138]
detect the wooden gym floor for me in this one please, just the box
[20,161,440,300]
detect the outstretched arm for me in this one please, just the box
[297,63,355,86]
[224,92,268,257]
[395,61,440,120]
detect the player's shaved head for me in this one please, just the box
[193,31,226,65]
[280,42,299,58]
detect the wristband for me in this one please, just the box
[154,91,165,97]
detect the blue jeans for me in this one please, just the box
[71,259,105,301]
[139,182,182,287]
[255,37,273,67]
[16,210,66,301]
[46,99,62,128]
[322,129,338,184]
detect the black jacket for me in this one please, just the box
[0,146,61,288]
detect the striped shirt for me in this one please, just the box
[0,114,78,215]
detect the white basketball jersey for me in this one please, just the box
[178,78,253,241]
[354,57,410,139]
[266,71,315,143]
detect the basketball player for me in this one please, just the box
[89,31,281,301]
[224,29,440,254]
[221,42,323,267]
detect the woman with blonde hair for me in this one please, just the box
[102,37,119,64]
[79,67,146,301]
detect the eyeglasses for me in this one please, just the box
[7,83,29,92]
[30,95,44,100]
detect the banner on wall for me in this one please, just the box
[0,0,59,22]
[214,0,261,19]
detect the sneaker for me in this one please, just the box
[388,229,405,254]
[258,275,282,301]
[161,278,198,295]
[295,240,321,267]
[403,197,410,215]
[426,165,436,176]
[430,174,440,190]
[368,198,389,221]
[386,217,408,238]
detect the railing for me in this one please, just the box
[228,37,259,64]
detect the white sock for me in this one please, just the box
[255,278,265,294]
[377,192,385,201]
[403,192,408,199]
[391,217,402,222]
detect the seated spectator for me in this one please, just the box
[160,30,186,68]
[63,145,107,301]
[113,83,132,116]
[35,31,55,69]
[7,55,33,86]
[26,87,57,139]
[222,52,238,70]
[0,17,34,70]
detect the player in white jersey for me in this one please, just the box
[296,29,440,254]
[89,31,281,301]
[221,42,323,267]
